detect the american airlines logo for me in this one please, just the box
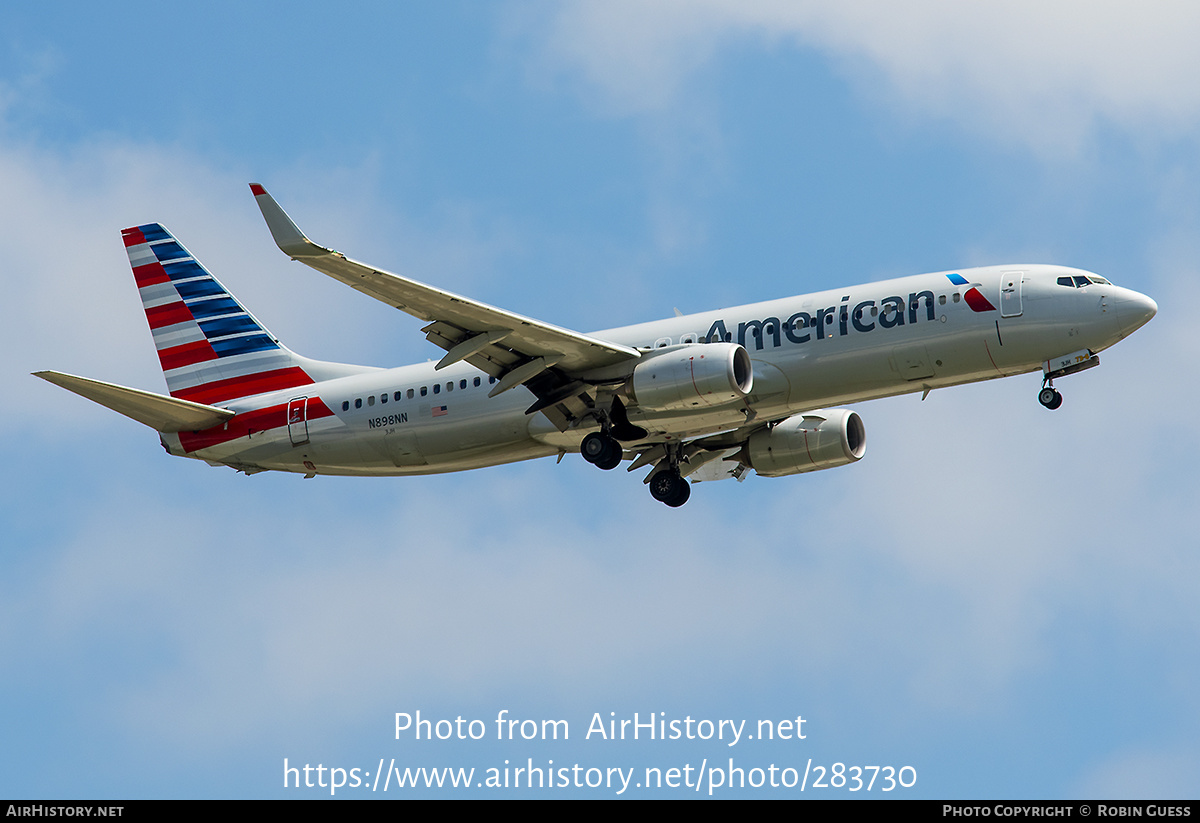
[703,276,994,351]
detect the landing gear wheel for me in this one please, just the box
[595,442,622,470]
[581,432,622,470]
[666,479,690,507]
[581,432,607,462]
[649,470,676,502]
[649,470,691,507]
[1038,387,1063,410]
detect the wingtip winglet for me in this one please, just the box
[249,183,324,258]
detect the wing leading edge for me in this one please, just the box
[249,185,640,423]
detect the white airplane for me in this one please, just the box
[36,185,1158,507]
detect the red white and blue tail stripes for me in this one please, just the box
[123,224,315,405]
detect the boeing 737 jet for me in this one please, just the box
[36,185,1158,506]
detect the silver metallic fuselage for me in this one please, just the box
[162,264,1156,476]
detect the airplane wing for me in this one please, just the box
[33,371,236,433]
[250,186,640,405]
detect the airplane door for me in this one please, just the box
[287,396,310,446]
[1000,271,1023,317]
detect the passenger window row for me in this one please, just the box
[342,375,496,412]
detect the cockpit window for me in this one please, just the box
[1058,274,1113,288]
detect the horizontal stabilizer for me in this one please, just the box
[33,371,236,433]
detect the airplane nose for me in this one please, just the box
[1114,288,1157,338]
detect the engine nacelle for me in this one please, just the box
[628,342,753,412]
[746,409,866,477]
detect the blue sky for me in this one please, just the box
[2,1,1197,798]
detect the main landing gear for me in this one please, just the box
[646,442,691,508]
[649,467,691,508]
[580,431,693,507]
[579,399,647,472]
[580,432,622,470]
[1038,381,1064,410]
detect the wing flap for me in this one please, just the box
[422,320,522,378]
[34,371,236,433]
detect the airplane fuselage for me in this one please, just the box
[159,263,1153,477]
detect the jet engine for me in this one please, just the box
[745,409,866,477]
[627,342,753,412]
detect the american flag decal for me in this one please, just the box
[432,405,448,417]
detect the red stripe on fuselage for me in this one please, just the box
[178,398,334,453]
[158,339,218,371]
[170,366,315,405]
[145,301,194,329]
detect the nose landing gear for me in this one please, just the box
[1038,382,1064,410]
[1038,349,1101,410]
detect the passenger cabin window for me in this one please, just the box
[407,389,415,399]
[420,387,428,397]
[460,379,467,390]
[342,401,349,411]
[355,398,362,409]
[394,391,403,401]
[473,377,481,387]
[433,384,440,394]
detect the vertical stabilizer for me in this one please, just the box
[123,224,322,405]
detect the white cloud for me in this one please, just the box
[527,0,1200,152]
